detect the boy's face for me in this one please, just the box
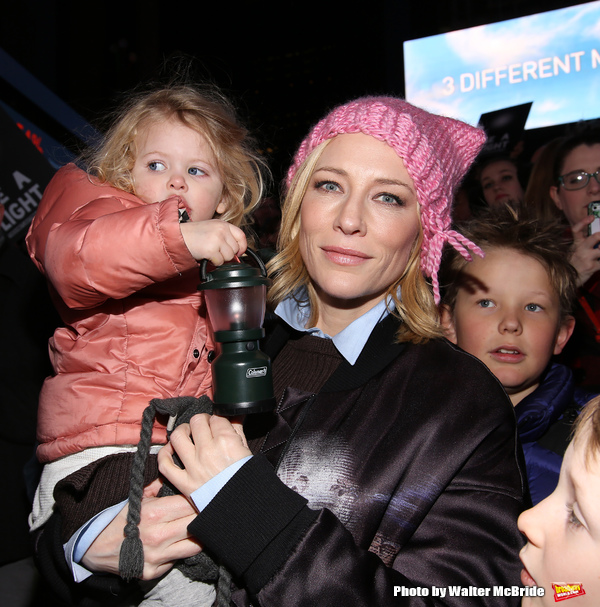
[518,432,600,606]
[441,248,574,405]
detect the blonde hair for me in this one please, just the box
[573,396,600,466]
[84,84,267,227]
[267,140,442,344]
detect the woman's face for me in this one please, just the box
[298,133,420,333]
[480,160,524,207]
[550,144,600,228]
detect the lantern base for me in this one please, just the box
[212,397,276,417]
[210,341,275,417]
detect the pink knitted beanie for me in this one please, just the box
[286,96,486,303]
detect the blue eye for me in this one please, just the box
[148,161,165,171]
[313,180,342,193]
[477,299,495,308]
[377,193,402,205]
[188,167,206,177]
[525,303,542,312]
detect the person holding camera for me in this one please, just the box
[549,128,600,389]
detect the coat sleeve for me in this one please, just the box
[189,451,525,607]
[32,453,159,607]
[26,164,197,309]
[33,512,146,607]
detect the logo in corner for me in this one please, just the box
[552,584,586,602]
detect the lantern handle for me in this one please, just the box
[199,248,267,282]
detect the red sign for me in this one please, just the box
[552,584,586,602]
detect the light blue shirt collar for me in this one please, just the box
[274,291,395,365]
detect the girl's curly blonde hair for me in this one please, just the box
[83,84,267,228]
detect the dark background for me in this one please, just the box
[0,0,589,187]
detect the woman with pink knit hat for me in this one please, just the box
[81,98,528,605]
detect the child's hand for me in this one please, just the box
[158,414,252,498]
[570,215,600,286]
[180,219,247,264]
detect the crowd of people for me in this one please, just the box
[3,74,600,607]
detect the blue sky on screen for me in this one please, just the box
[404,1,600,129]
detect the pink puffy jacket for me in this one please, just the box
[27,164,214,463]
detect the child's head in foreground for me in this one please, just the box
[440,204,577,406]
[84,82,266,228]
[517,395,600,605]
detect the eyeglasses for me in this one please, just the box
[558,170,600,190]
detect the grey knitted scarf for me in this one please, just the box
[119,395,232,607]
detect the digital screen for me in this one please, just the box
[404,1,600,129]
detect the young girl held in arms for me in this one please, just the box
[26,82,266,605]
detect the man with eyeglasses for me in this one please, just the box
[550,127,600,390]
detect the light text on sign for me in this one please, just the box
[441,49,599,96]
